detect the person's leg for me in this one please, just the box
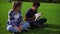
[37,18,47,25]
[29,21,40,29]
[22,22,30,31]
[7,25,19,34]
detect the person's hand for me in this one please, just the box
[38,12,42,16]
[35,12,42,21]
[18,22,22,32]
[15,27,21,32]
[20,21,22,25]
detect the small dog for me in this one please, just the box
[35,13,42,21]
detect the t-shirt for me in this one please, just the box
[26,8,37,18]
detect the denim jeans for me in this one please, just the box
[7,22,30,33]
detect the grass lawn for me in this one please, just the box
[0,0,60,34]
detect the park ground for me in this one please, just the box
[0,0,60,34]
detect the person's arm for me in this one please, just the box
[9,11,15,20]
[19,21,22,32]
[13,23,22,32]
[25,15,36,21]
[25,9,36,21]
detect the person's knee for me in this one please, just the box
[43,18,47,22]
[7,25,12,31]
[7,25,18,33]
[24,22,30,27]
[39,18,47,25]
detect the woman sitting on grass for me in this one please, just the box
[7,1,30,34]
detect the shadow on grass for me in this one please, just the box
[22,24,60,34]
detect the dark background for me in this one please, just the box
[10,0,60,3]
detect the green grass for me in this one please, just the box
[0,0,60,34]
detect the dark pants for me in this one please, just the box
[36,18,47,25]
[29,18,47,28]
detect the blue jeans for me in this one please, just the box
[7,22,30,33]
